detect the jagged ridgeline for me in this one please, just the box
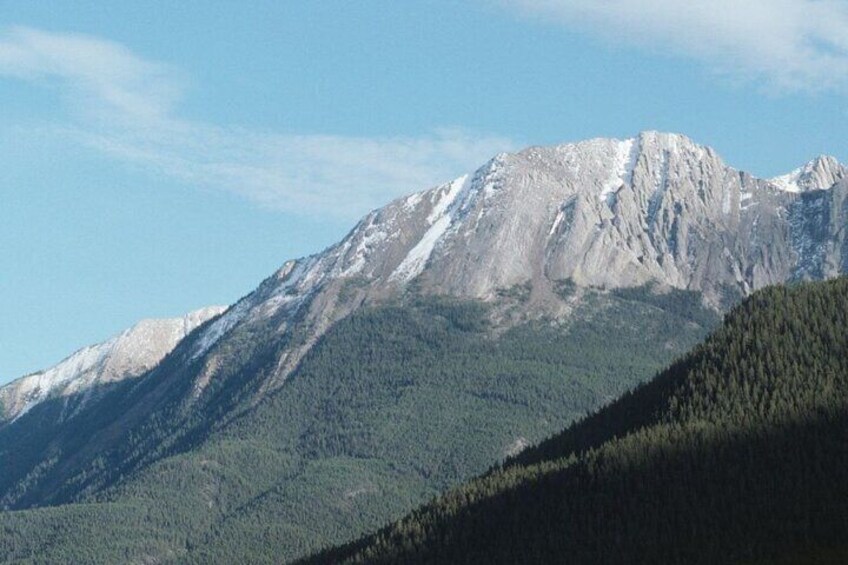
[0,286,716,563]
[306,277,848,565]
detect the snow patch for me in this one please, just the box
[770,167,805,193]
[341,217,390,277]
[258,258,318,316]
[601,138,637,206]
[427,175,467,224]
[6,342,113,421]
[739,191,757,211]
[548,209,565,236]
[403,192,423,211]
[190,301,251,360]
[391,175,469,282]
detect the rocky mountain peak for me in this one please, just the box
[770,155,846,193]
[174,133,848,392]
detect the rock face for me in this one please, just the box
[187,131,848,394]
[381,131,843,304]
[0,306,225,424]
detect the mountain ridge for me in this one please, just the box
[9,130,844,435]
[6,131,847,473]
[0,305,225,425]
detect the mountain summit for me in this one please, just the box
[189,131,848,390]
[770,154,846,193]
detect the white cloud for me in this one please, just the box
[70,124,514,213]
[503,0,848,91]
[0,26,182,124]
[0,26,516,217]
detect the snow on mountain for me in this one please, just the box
[182,132,848,398]
[13,132,840,411]
[390,174,470,283]
[0,306,225,424]
[769,155,846,193]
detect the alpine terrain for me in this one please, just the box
[2,131,847,563]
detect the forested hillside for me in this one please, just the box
[0,287,716,563]
[307,278,848,565]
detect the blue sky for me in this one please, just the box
[2,0,848,382]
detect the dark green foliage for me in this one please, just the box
[306,278,848,565]
[552,278,577,300]
[611,282,716,328]
[494,281,533,302]
[0,289,717,563]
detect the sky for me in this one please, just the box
[2,0,848,383]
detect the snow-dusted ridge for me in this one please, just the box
[0,306,225,424]
[600,138,637,204]
[769,155,846,193]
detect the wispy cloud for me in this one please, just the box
[502,0,848,92]
[0,26,515,217]
[0,27,182,125]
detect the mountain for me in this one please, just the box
[0,306,225,425]
[1,131,847,563]
[183,132,846,398]
[307,277,848,565]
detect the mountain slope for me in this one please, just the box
[0,287,719,563]
[307,277,848,564]
[0,306,224,425]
